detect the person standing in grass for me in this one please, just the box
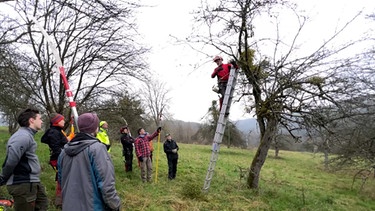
[58,113,120,211]
[163,133,179,180]
[97,121,111,152]
[41,113,69,208]
[0,108,49,211]
[134,127,161,182]
[120,126,134,172]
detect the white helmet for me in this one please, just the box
[213,56,223,62]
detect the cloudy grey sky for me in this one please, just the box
[1,0,373,123]
[137,0,375,122]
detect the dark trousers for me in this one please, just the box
[218,82,228,111]
[7,182,48,211]
[167,158,178,179]
[124,149,133,172]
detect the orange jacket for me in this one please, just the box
[149,140,154,152]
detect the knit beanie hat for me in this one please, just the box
[78,113,99,134]
[50,113,65,126]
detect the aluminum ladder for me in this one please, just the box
[203,66,239,192]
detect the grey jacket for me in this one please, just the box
[1,127,41,185]
[58,133,120,211]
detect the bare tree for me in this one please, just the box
[141,79,171,128]
[0,0,149,123]
[86,91,146,140]
[314,96,375,170]
[190,0,374,189]
[0,44,36,133]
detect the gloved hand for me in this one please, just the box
[229,59,237,66]
[172,149,177,153]
[215,66,223,72]
[112,206,121,211]
[138,156,143,162]
[106,204,120,211]
[157,127,162,133]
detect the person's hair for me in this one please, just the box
[17,108,40,127]
[137,127,143,135]
[120,126,128,133]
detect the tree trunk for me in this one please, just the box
[323,148,329,170]
[275,146,279,158]
[247,118,278,189]
[323,138,329,170]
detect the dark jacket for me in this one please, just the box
[120,133,134,151]
[41,125,68,161]
[58,133,120,211]
[164,139,179,160]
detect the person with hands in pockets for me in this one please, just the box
[58,113,121,211]
[134,127,161,182]
[163,133,179,180]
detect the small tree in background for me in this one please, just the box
[194,100,246,147]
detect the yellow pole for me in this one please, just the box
[154,132,161,183]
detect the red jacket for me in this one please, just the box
[211,63,233,82]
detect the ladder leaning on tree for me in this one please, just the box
[203,65,239,192]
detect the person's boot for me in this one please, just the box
[55,182,62,209]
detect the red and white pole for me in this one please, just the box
[32,17,80,130]
[0,1,80,130]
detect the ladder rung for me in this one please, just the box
[203,67,239,192]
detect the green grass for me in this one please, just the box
[1,127,375,210]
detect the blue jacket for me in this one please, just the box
[58,133,120,211]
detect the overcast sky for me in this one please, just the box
[136,0,375,122]
[1,0,374,123]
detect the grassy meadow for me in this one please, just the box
[0,126,375,210]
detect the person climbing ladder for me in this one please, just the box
[211,56,238,112]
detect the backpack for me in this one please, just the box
[41,129,51,144]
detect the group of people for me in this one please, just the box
[0,110,121,211]
[0,55,229,211]
[119,125,179,181]
[0,108,179,211]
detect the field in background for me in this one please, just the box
[0,127,374,210]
